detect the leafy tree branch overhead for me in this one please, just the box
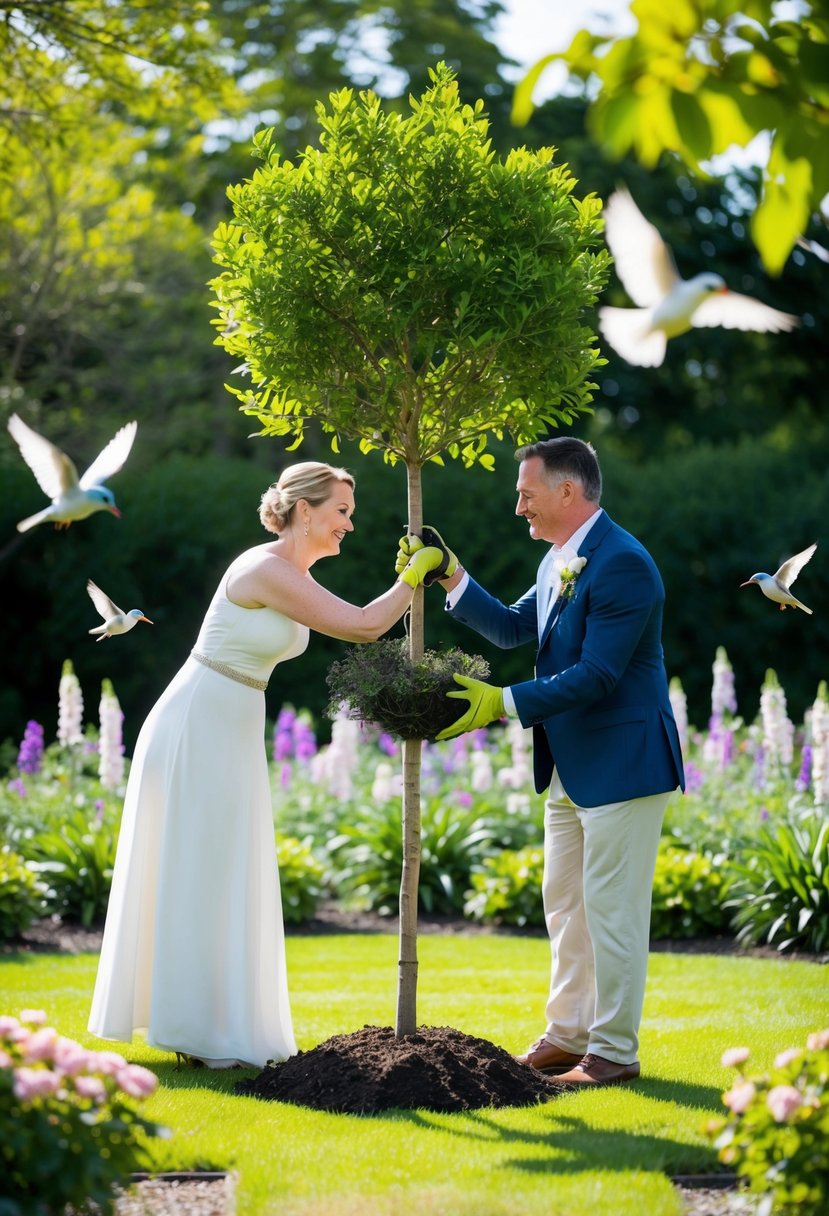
[512,0,829,275]
[0,0,232,143]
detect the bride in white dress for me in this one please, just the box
[88,461,446,1068]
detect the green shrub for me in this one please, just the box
[22,810,118,928]
[707,1030,829,1215]
[276,834,327,924]
[463,846,545,927]
[726,817,829,953]
[650,841,731,940]
[0,1010,165,1216]
[328,795,501,915]
[0,848,48,941]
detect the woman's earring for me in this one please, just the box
[304,522,309,536]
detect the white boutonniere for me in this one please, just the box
[555,555,588,599]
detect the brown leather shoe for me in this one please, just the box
[555,1052,641,1086]
[515,1037,585,1074]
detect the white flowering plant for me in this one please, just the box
[0,1010,166,1216]
[555,554,587,598]
[706,1030,829,1215]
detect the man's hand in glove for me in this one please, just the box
[436,674,505,740]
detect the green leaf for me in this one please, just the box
[670,89,714,161]
[752,144,812,275]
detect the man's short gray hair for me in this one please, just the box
[514,437,602,502]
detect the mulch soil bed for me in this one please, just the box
[235,1022,561,1112]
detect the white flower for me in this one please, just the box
[371,762,401,803]
[555,554,587,598]
[711,646,738,719]
[98,679,125,791]
[669,677,689,756]
[57,659,84,746]
[759,668,794,773]
[470,750,493,792]
[313,710,361,800]
[809,686,829,806]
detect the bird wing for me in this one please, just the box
[597,305,668,367]
[602,187,681,307]
[690,291,799,333]
[775,543,817,588]
[86,579,122,620]
[7,413,80,498]
[79,420,137,489]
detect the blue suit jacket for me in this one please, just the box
[447,512,685,806]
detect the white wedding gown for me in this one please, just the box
[88,551,308,1067]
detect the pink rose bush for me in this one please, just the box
[1,1009,166,1216]
[707,1029,829,1214]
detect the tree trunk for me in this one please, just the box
[396,461,424,1036]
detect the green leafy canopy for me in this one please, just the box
[210,62,609,471]
[512,0,829,276]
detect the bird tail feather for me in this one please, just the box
[16,509,51,532]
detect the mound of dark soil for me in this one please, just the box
[235,1024,561,1113]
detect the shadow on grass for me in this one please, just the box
[395,1107,723,1177]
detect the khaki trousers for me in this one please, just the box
[541,768,671,1064]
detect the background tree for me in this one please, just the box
[0,0,229,147]
[210,63,609,1033]
[513,0,829,274]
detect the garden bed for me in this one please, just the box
[6,906,817,960]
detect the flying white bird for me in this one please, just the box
[598,187,799,367]
[7,414,137,532]
[86,579,153,641]
[740,543,817,614]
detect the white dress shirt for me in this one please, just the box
[447,510,603,717]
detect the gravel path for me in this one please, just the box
[114,1175,758,1216]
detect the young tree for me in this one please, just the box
[210,63,609,1034]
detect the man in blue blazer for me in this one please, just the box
[419,437,684,1086]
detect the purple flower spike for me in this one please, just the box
[17,720,44,775]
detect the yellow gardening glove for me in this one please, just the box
[395,526,459,585]
[436,674,505,740]
[419,525,459,586]
[395,533,424,576]
[397,545,446,589]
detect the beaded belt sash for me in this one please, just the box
[191,650,268,691]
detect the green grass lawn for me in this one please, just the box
[2,934,825,1216]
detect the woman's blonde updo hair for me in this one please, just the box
[259,461,356,534]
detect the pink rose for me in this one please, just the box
[13,1066,62,1101]
[19,1009,47,1025]
[766,1085,802,1123]
[116,1064,158,1099]
[723,1081,756,1114]
[53,1036,93,1076]
[807,1029,829,1052]
[74,1075,108,1104]
[774,1048,801,1069]
[720,1047,750,1069]
[94,1049,128,1076]
[23,1026,58,1063]
[0,1015,20,1038]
